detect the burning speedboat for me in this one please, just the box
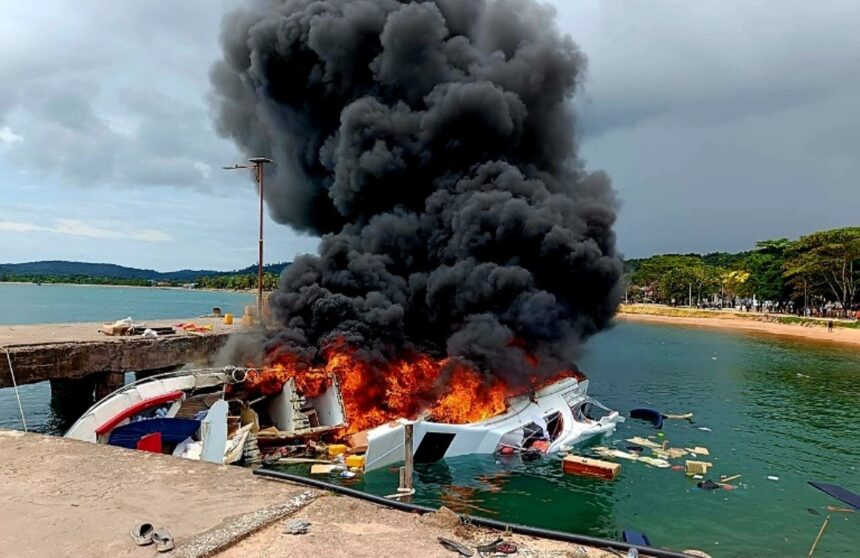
[64,359,622,472]
[363,375,622,471]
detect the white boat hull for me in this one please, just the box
[364,378,623,471]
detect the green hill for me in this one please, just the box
[0,260,290,285]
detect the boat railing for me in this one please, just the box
[109,366,252,396]
[63,366,254,437]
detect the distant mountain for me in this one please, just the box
[0,260,290,282]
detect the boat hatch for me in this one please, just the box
[266,375,347,436]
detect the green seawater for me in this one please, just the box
[281,323,860,557]
[0,282,252,325]
[1,283,858,556]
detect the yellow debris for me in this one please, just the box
[685,460,713,476]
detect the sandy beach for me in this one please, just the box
[617,305,860,349]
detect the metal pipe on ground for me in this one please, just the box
[253,468,695,558]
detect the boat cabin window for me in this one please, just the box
[544,411,563,441]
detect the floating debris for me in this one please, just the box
[697,479,721,491]
[562,455,621,480]
[638,456,671,468]
[686,461,714,476]
[626,436,662,449]
[629,408,664,429]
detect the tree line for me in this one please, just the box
[625,227,859,316]
[0,274,153,287]
[194,272,280,291]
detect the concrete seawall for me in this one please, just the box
[0,318,245,392]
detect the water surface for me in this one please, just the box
[1,284,858,556]
[0,282,252,325]
[283,323,860,557]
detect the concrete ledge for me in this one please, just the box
[0,318,247,388]
[0,431,630,558]
[0,430,315,558]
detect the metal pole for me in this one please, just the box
[257,162,265,326]
[403,422,414,491]
[222,157,272,326]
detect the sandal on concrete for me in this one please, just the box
[130,523,154,546]
[152,528,175,553]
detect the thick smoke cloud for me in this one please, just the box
[211,0,623,385]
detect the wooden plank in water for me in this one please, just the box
[562,455,620,480]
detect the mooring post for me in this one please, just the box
[404,421,414,491]
[95,372,125,400]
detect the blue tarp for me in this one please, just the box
[809,481,860,510]
[629,408,664,429]
[108,418,201,449]
[622,529,652,547]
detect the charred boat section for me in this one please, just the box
[64,365,622,472]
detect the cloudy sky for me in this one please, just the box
[1,0,858,271]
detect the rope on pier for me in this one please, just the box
[3,347,28,432]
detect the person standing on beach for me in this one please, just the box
[828,320,834,332]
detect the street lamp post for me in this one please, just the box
[223,157,273,325]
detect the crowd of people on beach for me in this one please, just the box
[692,299,860,321]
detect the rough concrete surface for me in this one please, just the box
[0,318,244,387]
[0,431,686,558]
[0,431,314,558]
[215,495,620,558]
[0,317,234,346]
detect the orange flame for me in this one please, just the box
[240,339,580,435]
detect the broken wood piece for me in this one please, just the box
[562,455,621,480]
[719,474,741,483]
[593,447,639,461]
[662,412,694,420]
[807,515,830,558]
[826,506,855,513]
[653,447,688,459]
[638,456,671,468]
[626,436,662,449]
[347,430,369,453]
[310,464,338,475]
[685,460,713,476]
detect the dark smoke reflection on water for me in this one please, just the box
[210,0,622,387]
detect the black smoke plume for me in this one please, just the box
[211,0,623,385]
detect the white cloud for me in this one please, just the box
[0,219,171,242]
[0,126,22,144]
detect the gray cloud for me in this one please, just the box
[0,0,239,190]
[1,0,857,264]
[547,0,860,255]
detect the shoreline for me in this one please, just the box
[0,280,258,294]
[617,305,860,349]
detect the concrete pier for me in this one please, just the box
[0,430,623,558]
[0,318,244,391]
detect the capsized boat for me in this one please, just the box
[363,376,623,471]
[64,367,623,471]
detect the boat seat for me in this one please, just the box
[174,394,216,419]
